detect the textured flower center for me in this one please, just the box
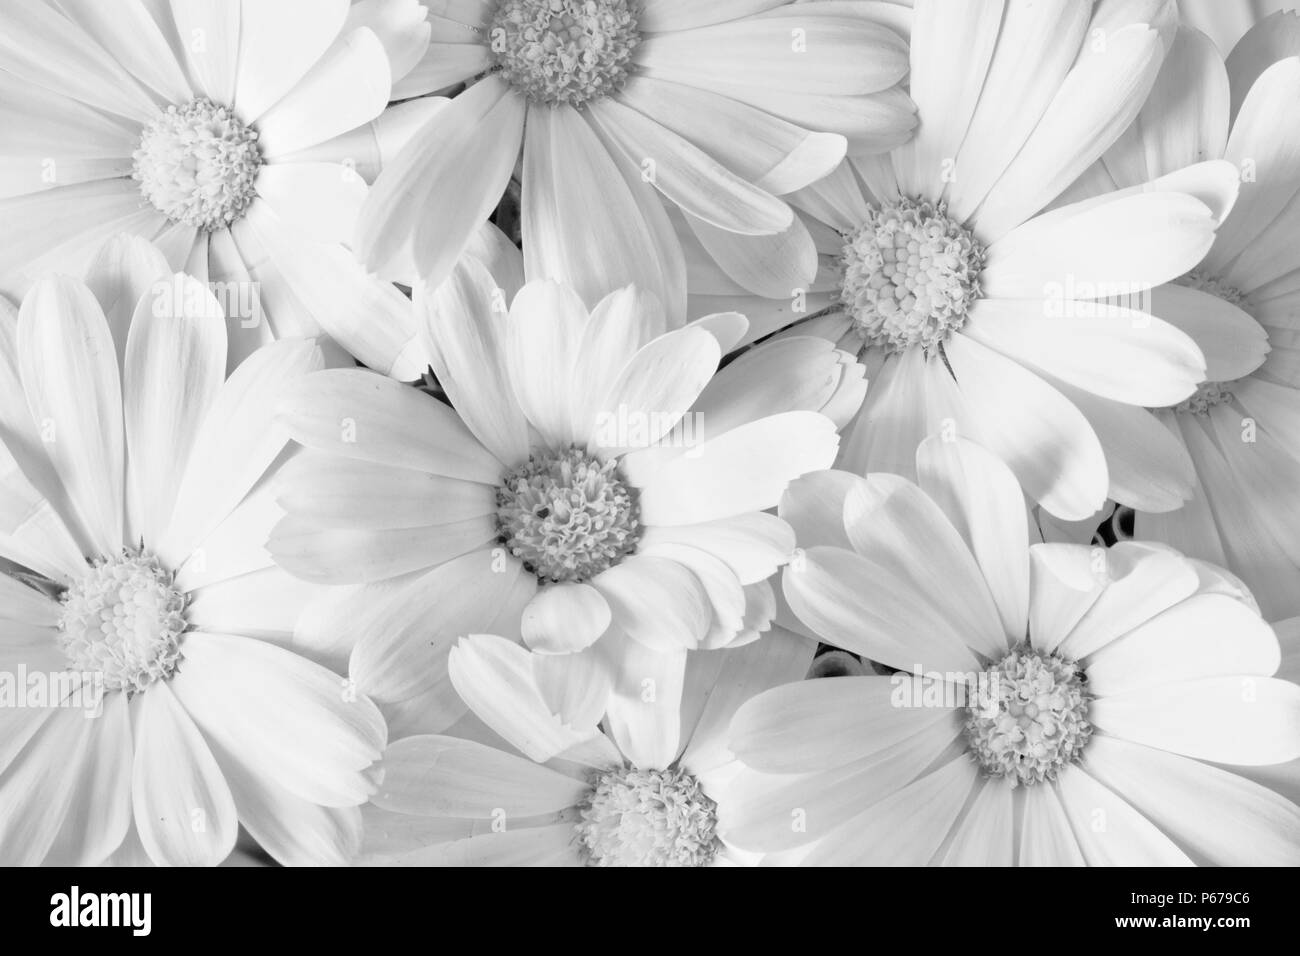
[840,197,985,353]
[575,766,720,867]
[1176,269,1248,309]
[964,645,1092,787]
[496,447,640,584]
[1173,379,1237,416]
[57,550,187,696]
[133,98,262,231]
[488,0,641,106]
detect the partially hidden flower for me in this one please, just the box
[357,0,915,319]
[1053,17,1300,619]
[725,436,1300,865]
[360,629,813,866]
[0,0,436,373]
[0,236,385,866]
[686,0,1238,523]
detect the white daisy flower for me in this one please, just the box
[1052,19,1300,619]
[726,436,1300,865]
[0,0,436,373]
[686,0,1242,522]
[0,236,385,866]
[272,271,858,738]
[356,0,915,318]
[361,628,813,866]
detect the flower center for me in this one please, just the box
[1176,269,1248,309]
[1172,380,1237,416]
[496,447,640,584]
[575,765,720,867]
[488,0,641,107]
[57,550,187,696]
[840,197,985,353]
[133,97,262,231]
[964,645,1092,787]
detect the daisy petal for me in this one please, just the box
[1205,58,1300,275]
[973,23,1164,240]
[347,552,524,705]
[590,326,720,454]
[943,333,1107,521]
[172,631,386,807]
[842,474,1006,658]
[58,0,191,104]
[939,780,1014,867]
[123,274,227,549]
[1055,542,1202,659]
[505,280,588,449]
[729,675,960,775]
[615,76,846,195]
[0,2,159,122]
[588,97,791,235]
[635,13,907,96]
[358,75,522,284]
[256,27,392,157]
[233,0,351,122]
[1091,676,1300,765]
[423,257,530,466]
[596,628,687,770]
[591,555,711,652]
[569,286,668,445]
[1086,594,1280,697]
[963,299,1205,408]
[1056,766,1193,865]
[277,367,502,484]
[525,105,687,321]
[132,682,238,866]
[521,583,611,654]
[374,735,585,818]
[17,276,124,556]
[158,339,324,568]
[448,634,612,764]
[1082,735,1300,865]
[636,412,839,525]
[982,193,1219,301]
[802,757,977,866]
[1019,782,1085,865]
[916,436,1029,642]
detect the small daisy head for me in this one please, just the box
[488,0,642,107]
[965,644,1093,787]
[576,764,720,866]
[133,98,263,231]
[496,446,641,584]
[57,549,187,696]
[840,197,986,354]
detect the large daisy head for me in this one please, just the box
[360,628,813,866]
[0,0,437,372]
[357,0,916,322]
[0,235,385,866]
[723,436,1300,865]
[272,270,859,736]
[1051,15,1300,619]
[685,0,1244,524]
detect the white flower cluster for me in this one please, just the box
[0,0,1297,872]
